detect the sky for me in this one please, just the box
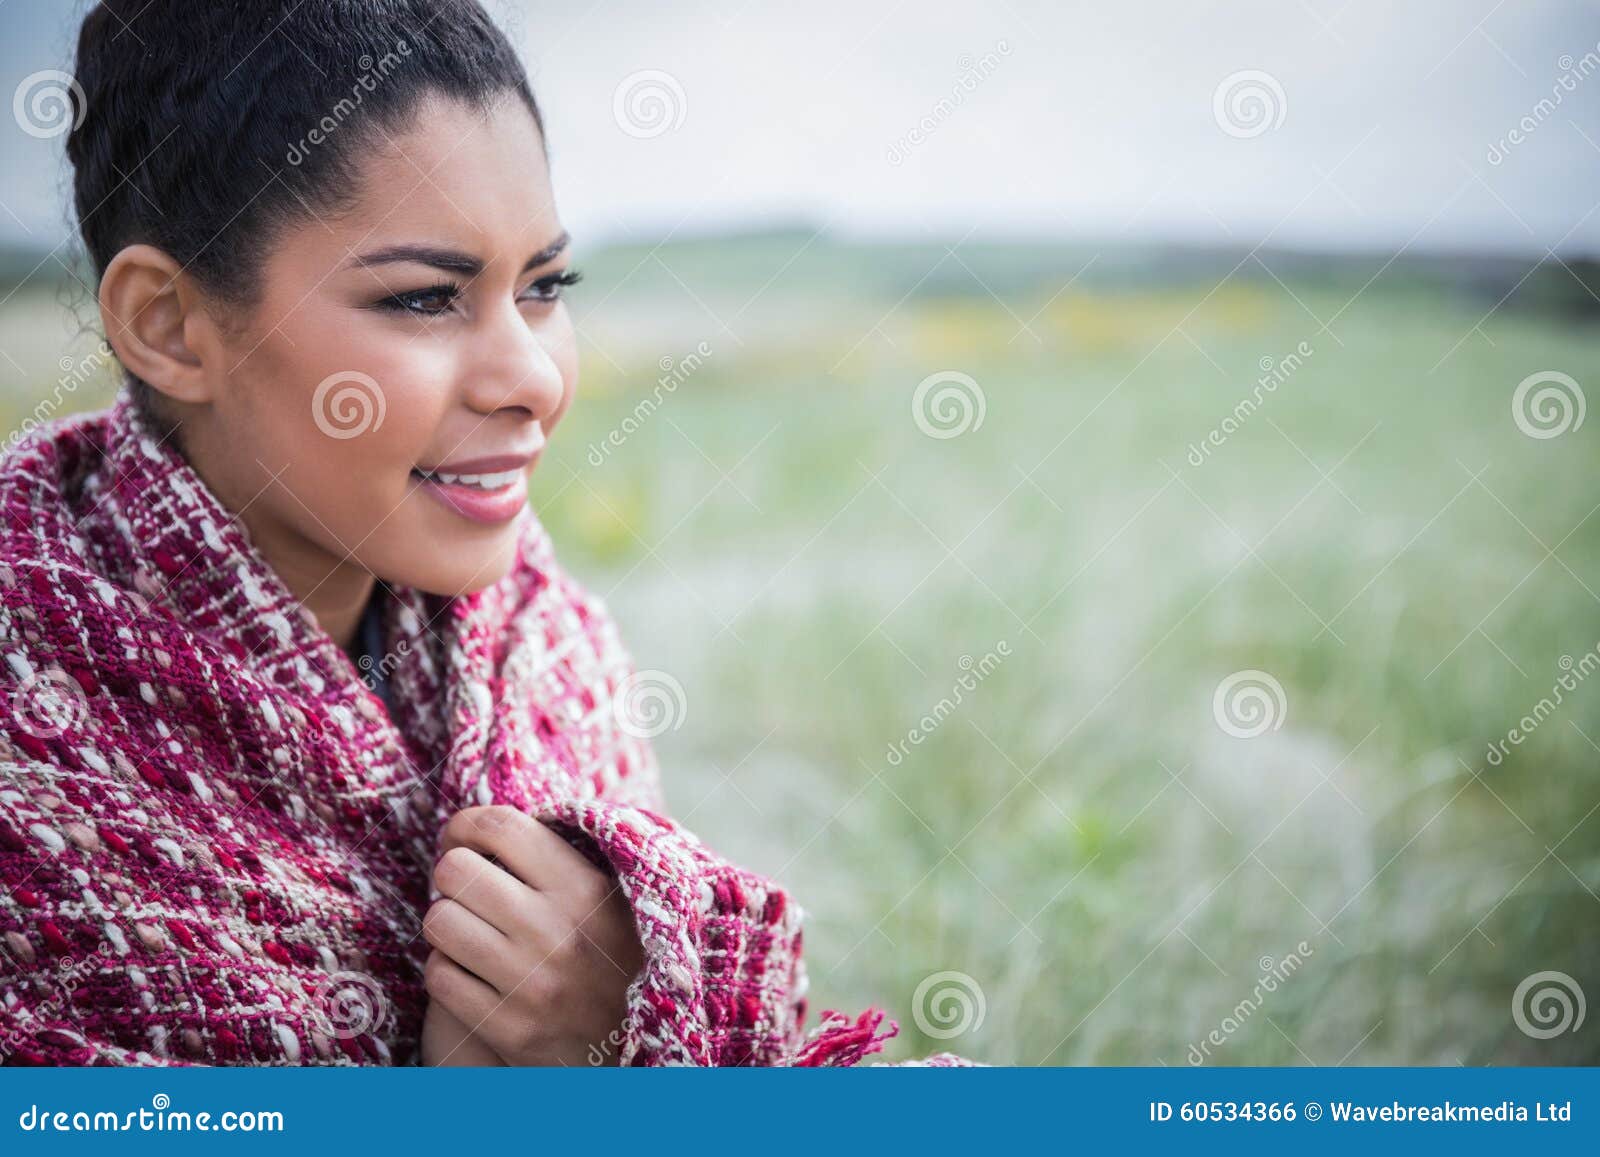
[2,0,1597,257]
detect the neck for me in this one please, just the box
[163,409,378,659]
[242,508,377,658]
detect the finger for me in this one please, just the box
[421,896,516,991]
[439,805,605,900]
[423,949,503,1034]
[425,949,536,1062]
[433,845,557,938]
[425,1001,494,1068]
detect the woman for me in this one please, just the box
[0,1,969,1067]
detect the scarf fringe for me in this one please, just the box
[789,1006,899,1067]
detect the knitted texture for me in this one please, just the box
[0,388,972,1068]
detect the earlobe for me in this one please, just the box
[98,243,215,406]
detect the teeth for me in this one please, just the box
[424,468,521,490]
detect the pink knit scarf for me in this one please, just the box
[0,388,969,1067]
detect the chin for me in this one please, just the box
[408,541,521,598]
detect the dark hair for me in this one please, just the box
[64,0,544,437]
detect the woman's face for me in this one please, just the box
[185,92,577,623]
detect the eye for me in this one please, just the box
[376,283,460,316]
[519,268,583,305]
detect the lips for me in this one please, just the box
[415,451,537,476]
[410,430,545,525]
[411,469,529,525]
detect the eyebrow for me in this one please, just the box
[343,230,571,277]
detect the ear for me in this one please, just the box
[97,244,221,407]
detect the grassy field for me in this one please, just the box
[5,237,1598,1064]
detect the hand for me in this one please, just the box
[422,805,645,1066]
[420,997,505,1066]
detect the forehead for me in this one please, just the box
[324,92,559,261]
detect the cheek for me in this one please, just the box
[234,318,450,512]
[307,358,450,468]
[258,297,446,440]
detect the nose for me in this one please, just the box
[461,299,567,425]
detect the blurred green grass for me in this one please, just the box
[5,237,1598,1064]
